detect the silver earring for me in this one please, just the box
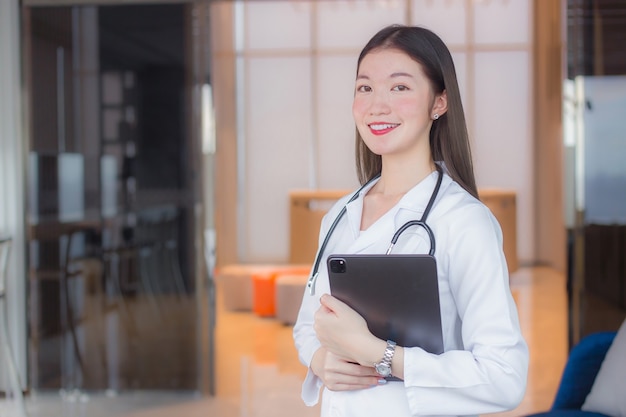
[433,113,439,120]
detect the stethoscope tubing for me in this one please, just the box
[307,165,443,295]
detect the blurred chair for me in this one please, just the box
[0,235,28,415]
[523,331,616,417]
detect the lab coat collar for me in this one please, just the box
[396,168,448,219]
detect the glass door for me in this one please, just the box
[22,1,214,395]
[565,0,626,345]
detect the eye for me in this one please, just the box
[392,84,410,92]
[356,84,371,93]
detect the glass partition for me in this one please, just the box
[565,0,626,345]
[22,2,213,395]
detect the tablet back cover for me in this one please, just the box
[327,254,443,354]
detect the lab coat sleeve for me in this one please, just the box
[292,205,339,406]
[402,203,529,415]
[293,278,324,406]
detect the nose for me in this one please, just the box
[368,90,391,115]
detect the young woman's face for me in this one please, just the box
[352,48,439,158]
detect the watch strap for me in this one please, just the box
[375,340,396,376]
[382,340,396,364]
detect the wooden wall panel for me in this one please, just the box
[533,0,566,271]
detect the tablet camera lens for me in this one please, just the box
[330,259,346,273]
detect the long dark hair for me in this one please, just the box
[354,25,478,199]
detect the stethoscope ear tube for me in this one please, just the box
[307,165,443,296]
[386,220,435,256]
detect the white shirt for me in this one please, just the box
[293,168,529,417]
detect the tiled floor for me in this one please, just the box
[1,266,567,417]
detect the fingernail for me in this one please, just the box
[377,378,387,385]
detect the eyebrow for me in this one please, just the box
[356,72,414,80]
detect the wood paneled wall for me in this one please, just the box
[210,2,239,267]
[533,0,566,271]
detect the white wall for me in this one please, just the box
[235,0,534,265]
[0,0,28,389]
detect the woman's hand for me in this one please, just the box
[314,294,379,365]
[313,294,406,383]
[310,347,380,391]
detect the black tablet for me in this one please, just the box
[327,254,444,354]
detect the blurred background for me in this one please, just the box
[0,0,625,416]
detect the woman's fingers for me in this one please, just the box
[314,294,374,363]
[319,293,347,313]
[321,351,380,391]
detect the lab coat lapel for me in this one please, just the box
[394,170,440,225]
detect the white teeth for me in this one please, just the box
[370,124,398,131]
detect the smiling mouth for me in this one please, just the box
[368,123,399,135]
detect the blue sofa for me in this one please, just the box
[525,331,617,417]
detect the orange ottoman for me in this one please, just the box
[252,271,276,317]
[252,265,311,317]
[215,264,290,311]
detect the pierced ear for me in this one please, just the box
[431,90,448,120]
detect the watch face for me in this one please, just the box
[375,362,391,377]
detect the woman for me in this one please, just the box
[293,25,528,416]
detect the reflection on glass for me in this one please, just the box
[24,3,208,395]
[566,0,626,344]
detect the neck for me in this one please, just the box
[374,158,436,197]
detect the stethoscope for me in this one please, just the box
[307,164,444,295]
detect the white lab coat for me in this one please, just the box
[293,167,529,417]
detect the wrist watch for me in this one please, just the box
[374,340,396,377]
